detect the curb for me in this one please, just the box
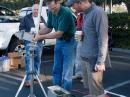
[112,48,130,54]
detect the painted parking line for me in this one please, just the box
[111,61,130,66]
[0,60,53,82]
[105,90,127,97]
[0,73,22,81]
[110,54,130,60]
[105,80,130,97]
[106,80,130,91]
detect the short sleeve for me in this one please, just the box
[58,12,73,33]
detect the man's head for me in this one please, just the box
[32,4,39,17]
[45,0,61,14]
[66,0,91,13]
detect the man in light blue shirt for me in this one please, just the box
[66,0,111,97]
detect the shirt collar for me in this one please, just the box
[57,6,63,16]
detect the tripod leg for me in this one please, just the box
[15,75,27,97]
[28,73,36,97]
[35,75,48,97]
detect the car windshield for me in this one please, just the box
[0,6,19,23]
[19,10,32,17]
[0,7,15,16]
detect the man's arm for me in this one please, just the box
[19,18,26,31]
[34,31,63,41]
[93,8,108,71]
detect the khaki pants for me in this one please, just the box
[80,57,105,97]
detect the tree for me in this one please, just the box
[0,0,34,10]
[112,0,130,14]
[93,0,130,14]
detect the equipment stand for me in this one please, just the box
[15,42,48,97]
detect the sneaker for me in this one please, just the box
[33,77,43,82]
[24,81,31,87]
[72,75,82,80]
[33,78,37,82]
[80,79,84,83]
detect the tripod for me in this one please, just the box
[15,42,48,97]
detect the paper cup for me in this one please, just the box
[75,31,83,41]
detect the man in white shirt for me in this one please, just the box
[19,4,46,87]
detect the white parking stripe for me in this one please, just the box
[0,73,22,81]
[106,80,130,91]
[105,80,130,97]
[105,90,127,97]
[0,77,18,85]
[110,54,130,58]
[111,61,130,66]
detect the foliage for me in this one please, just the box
[0,0,34,10]
[108,13,130,49]
[93,0,130,14]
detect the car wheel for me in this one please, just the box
[7,35,19,52]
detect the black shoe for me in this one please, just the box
[72,75,82,80]
[24,81,31,87]
[33,78,37,82]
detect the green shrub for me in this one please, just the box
[108,13,130,49]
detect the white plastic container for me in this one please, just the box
[0,56,10,72]
[47,86,70,97]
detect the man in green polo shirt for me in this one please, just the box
[33,0,76,91]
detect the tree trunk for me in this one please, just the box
[125,2,130,30]
[125,2,130,15]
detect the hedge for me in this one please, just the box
[108,13,130,49]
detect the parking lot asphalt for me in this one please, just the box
[0,48,130,97]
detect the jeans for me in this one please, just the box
[53,38,76,91]
[74,42,82,76]
[24,41,43,81]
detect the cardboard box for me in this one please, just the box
[8,52,24,70]
[8,52,21,58]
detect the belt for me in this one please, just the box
[59,36,73,41]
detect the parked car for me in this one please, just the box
[0,6,76,56]
[0,6,56,56]
[0,6,20,56]
[19,7,32,19]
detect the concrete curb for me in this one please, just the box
[112,48,130,54]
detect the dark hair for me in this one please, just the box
[45,0,60,3]
[81,0,92,3]
[88,0,92,3]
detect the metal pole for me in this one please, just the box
[110,0,112,14]
[104,0,107,11]
[36,0,44,32]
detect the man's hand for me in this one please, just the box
[33,34,43,42]
[94,64,105,72]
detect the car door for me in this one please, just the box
[0,6,20,55]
